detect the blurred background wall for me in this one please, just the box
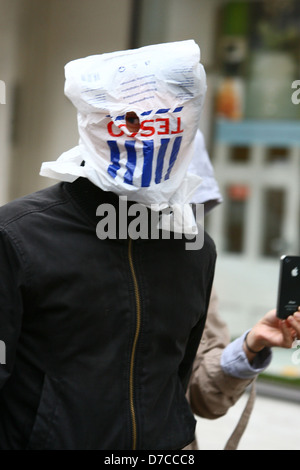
[0,0,133,200]
[0,0,300,383]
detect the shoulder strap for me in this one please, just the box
[224,380,256,450]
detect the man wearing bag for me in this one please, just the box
[0,41,216,450]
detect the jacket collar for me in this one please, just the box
[64,177,121,226]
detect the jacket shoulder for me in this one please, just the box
[0,183,68,228]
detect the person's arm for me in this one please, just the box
[0,228,24,388]
[188,292,300,419]
[243,309,300,360]
[222,307,300,378]
[220,331,272,380]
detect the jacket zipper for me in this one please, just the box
[128,237,141,450]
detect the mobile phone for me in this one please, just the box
[276,255,300,319]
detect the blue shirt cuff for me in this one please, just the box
[221,330,272,379]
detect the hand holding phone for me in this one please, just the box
[276,255,300,319]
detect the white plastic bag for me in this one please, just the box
[40,40,207,233]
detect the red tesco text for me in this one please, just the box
[108,117,184,138]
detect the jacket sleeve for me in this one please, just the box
[187,288,253,420]
[0,228,24,389]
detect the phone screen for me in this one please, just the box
[276,255,300,319]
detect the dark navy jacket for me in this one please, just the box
[0,177,216,450]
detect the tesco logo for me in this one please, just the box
[107,117,184,138]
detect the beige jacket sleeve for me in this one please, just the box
[186,288,253,420]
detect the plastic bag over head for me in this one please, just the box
[40,40,207,233]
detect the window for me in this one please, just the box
[224,184,249,253]
[261,189,286,257]
[229,146,250,163]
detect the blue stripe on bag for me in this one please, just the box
[114,106,184,121]
[124,141,136,185]
[107,141,121,178]
[164,136,182,180]
[173,106,183,113]
[156,108,170,114]
[155,138,169,184]
[141,140,154,187]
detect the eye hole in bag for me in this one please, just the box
[126,112,140,133]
